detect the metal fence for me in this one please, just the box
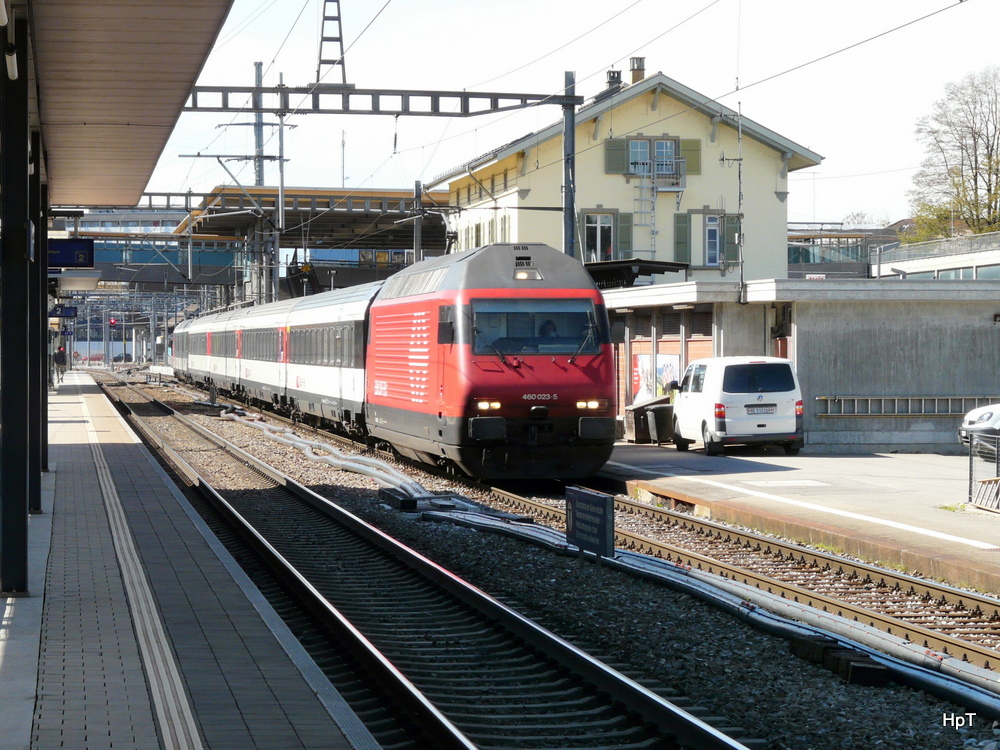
[968,434,1000,511]
[816,395,999,418]
[879,230,1000,265]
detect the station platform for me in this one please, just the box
[1,371,378,750]
[604,441,1000,595]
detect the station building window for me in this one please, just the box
[584,213,614,262]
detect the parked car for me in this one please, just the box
[958,404,1000,456]
[112,353,133,363]
[670,356,804,455]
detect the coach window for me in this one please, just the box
[353,322,364,367]
[333,326,343,367]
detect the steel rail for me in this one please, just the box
[488,488,1000,671]
[103,380,753,750]
[101,383,477,750]
[121,377,1000,671]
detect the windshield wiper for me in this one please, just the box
[569,321,596,364]
[473,326,507,364]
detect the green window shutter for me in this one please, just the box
[680,139,701,176]
[605,139,628,174]
[724,215,741,263]
[674,213,691,263]
[616,213,633,259]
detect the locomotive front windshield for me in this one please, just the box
[470,298,605,356]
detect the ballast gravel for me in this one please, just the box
[159,392,1000,750]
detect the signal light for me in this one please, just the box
[109,317,117,327]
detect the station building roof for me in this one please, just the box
[174,185,452,253]
[28,0,234,206]
[601,277,1000,311]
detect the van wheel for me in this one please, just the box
[702,424,722,456]
[672,418,691,451]
[783,443,800,456]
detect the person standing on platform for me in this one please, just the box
[53,346,67,383]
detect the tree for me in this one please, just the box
[910,66,1000,235]
[841,210,889,227]
[903,202,954,243]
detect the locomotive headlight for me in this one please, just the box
[513,269,543,280]
[576,399,609,410]
[477,400,502,410]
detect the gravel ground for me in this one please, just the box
[155,386,1000,749]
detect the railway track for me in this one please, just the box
[488,488,1000,672]
[122,374,1000,673]
[101,378,757,750]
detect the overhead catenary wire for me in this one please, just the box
[465,0,967,200]
[183,0,397,195]
[410,0,964,196]
[184,0,966,247]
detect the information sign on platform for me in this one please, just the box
[565,486,615,559]
[48,238,94,269]
[48,304,77,318]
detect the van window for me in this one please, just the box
[679,367,692,392]
[690,364,707,393]
[723,363,795,394]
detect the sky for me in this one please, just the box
[146,0,999,228]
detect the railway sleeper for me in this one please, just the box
[431,695,606,712]
[789,635,890,686]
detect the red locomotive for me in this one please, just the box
[172,243,616,479]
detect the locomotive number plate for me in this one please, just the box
[522,393,557,401]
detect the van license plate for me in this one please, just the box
[746,407,775,415]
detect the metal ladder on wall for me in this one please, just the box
[633,172,656,260]
[317,0,347,84]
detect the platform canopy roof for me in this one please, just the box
[25,0,235,207]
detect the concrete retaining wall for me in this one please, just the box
[792,299,999,453]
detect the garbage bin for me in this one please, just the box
[624,395,673,444]
[623,403,650,443]
[646,403,674,445]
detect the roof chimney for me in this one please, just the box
[630,57,645,84]
[594,69,624,103]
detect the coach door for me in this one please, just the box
[278,325,289,398]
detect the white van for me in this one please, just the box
[670,356,803,455]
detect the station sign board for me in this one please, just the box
[48,304,78,318]
[48,238,94,269]
[565,486,615,559]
